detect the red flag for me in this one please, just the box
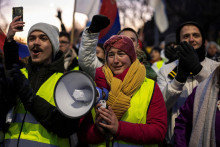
[0,28,6,52]
[98,0,121,44]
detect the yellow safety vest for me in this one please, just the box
[91,78,158,147]
[4,68,70,147]
[155,60,164,70]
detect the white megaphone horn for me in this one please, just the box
[54,71,108,119]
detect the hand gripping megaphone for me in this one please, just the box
[54,71,108,118]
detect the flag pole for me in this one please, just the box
[70,0,76,46]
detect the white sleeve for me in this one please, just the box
[157,67,184,110]
[78,28,103,79]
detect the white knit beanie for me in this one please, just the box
[27,22,59,59]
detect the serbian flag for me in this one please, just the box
[98,0,121,44]
[75,0,120,43]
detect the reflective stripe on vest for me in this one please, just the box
[91,78,158,147]
[4,139,58,147]
[14,113,38,124]
[5,68,70,147]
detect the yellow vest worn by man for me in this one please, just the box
[4,68,70,147]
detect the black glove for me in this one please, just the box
[165,45,178,62]
[177,42,202,75]
[175,58,190,83]
[9,64,34,109]
[88,15,110,33]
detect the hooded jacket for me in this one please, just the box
[157,21,220,144]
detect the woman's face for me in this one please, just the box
[107,47,131,75]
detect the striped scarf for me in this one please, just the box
[103,59,146,120]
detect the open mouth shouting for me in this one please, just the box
[31,47,42,56]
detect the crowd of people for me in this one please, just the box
[0,8,220,147]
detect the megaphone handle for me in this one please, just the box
[103,105,110,147]
[105,130,110,147]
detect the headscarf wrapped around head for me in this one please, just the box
[104,35,136,62]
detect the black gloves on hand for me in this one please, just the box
[88,15,110,33]
[177,42,202,75]
[175,58,190,83]
[10,64,34,109]
[165,46,178,62]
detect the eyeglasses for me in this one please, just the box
[60,41,70,44]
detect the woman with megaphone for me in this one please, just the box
[77,35,167,147]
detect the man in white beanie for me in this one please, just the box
[1,16,79,147]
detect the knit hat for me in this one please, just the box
[165,33,176,46]
[104,35,136,62]
[27,22,59,59]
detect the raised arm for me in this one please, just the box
[78,15,110,79]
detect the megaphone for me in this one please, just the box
[54,71,108,119]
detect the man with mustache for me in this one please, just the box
[1,16,79,147]
[157,21,220,145]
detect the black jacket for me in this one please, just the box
[3,39,79,138]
